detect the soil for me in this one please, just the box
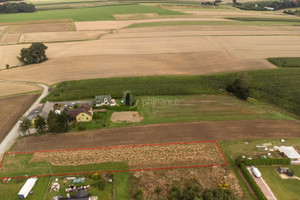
[114,13,159,20]
[0,94,38,143]
[110,111,143,123]
[0,33,20,45]
[29,142,224,169]
[130,166,244,199]
[11,120,300,152]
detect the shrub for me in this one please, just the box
[133,189,144,200]
[0,2,35,13]
[240,163,267,200]
[242,158,291,166]
[226,72,251,100]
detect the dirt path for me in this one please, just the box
[12,120,300,152]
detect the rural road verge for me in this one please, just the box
[0,80,49,158]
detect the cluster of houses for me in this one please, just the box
[27,95,116,124]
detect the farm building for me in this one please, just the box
[18,177,38,199]
[278,146,300,164]
[27,101,54,123]
[66,104,93,122]
[95,95,116,107]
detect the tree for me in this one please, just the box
[232,0,237,5]
[47,111,69,133]
[18,42,48,65]
[34,115,46,133]
[226,72,251,100]
[19,117,31,136]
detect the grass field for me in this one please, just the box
[127,19,300,28]
[0,5,183,23]
[257,165,300,200]
[44,67,300,116]
[268,57,300,68]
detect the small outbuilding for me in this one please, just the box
[18,177,38,199]
[278,146,300,164]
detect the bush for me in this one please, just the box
[18,43,48,65]
[0,2,35,13]
[133,189,144,200]
[242,158,291,166]
[226,72,251,100]
[240,163,267,200]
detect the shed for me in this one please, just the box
[278,146,300,164]
[18,177,38,199]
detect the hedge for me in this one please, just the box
[92,105,137,111]
[240,163,267,200]
[242,158,291,166]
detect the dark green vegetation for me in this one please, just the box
[18,43,48,65]
[268,57,300,68]
[284,9,300,16]
[234,1,297,11]
[0,5,183,23]
[45,67,300,116]
[47,111,69,133]
[226,72,251,100]
[0,2,36,13]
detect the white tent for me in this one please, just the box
[18,177,38,199]
[279,146,300,164]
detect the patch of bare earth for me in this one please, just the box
[29,143,224,169]
[110,111,143,123]
[131,167,244,199]
[11,120,300,153]
[0,94,38,143]
[0,33,20,44]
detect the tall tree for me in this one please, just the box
[34,115,46,133]
[18,42,48,65]
[19,117,32,136]
[226,72,251,100]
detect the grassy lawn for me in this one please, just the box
[0,5,183,23]
[219,138,300,160]
[44,67,300,117]
[257,165,300,200]
[0,177,50,200]
[114,172,130,200]
[0,153,129,178]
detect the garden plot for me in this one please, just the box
[110,111,143,123]
[19,31,107,43]
[29,142,225,170]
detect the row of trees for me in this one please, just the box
[0,2,36,14]
[19,111,69,135]
[133,179,237,200]
[234,0,298,11]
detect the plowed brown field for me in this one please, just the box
[12,120,300,152]
[0,94,38,143]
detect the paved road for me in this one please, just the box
[0,80,49,158]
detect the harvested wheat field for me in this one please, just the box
[18,30,108,43]
[0,94,38,143]
[110,111,143,123]
[0,33,20,45]
[131,166,243,199]
[0,81,41,97]
[29,142,225,169]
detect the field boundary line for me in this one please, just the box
[0,141,227,179]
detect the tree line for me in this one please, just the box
[0,2,36,13]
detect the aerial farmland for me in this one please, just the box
[0,0,300,199]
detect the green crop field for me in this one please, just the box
[268,57,300,68]
[44,67,300,117]
[0,5,183,23]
